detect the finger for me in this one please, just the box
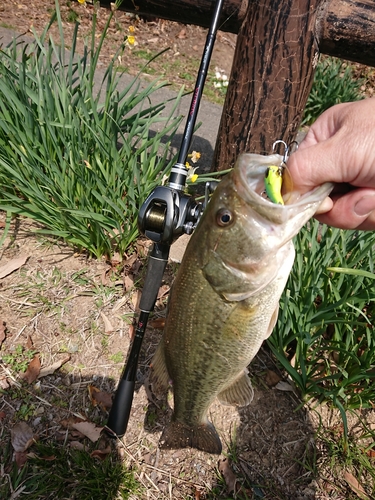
[314,189,375,230]
[315,196,333,215]
[287,142,339,192]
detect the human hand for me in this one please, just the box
[287,99,375,230]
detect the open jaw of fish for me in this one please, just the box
[149,153,333,454]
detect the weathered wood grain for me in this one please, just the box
[213,0,321,168]
[316,0,375,66]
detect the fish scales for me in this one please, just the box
[149,153,333,454]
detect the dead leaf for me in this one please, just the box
[32,453,55,461]
[344,470,370,500]
[0,255,28,279]
[135,239,152,257]
[128,323,135,340]
[60,416,86,429]
[0,376,10,390]
[26,335,33,349]
[0,320,6,347]
[131,290,141,310]
[194,488,202,500]
[90,446,111,460]
[112,296,127,313]
[100,312,114,334]
[218,458,237,494]
[101,268,109,286]
[88,385,113,411]
[0,410,6,420]
[149,317,166,329]
[275,381,294,392]
[38,354,71,378]
[178,28,187,39]
[72,421,103,442]
[124,253,138,269]
[15,451,28,468]
[11,422,35,452]
[70,441,85,450]
[111,252,122,267]
[131,259,142,275]
[265,370,282,387]
[156,284,170,308]
[123,274,134,292]
[20,354,41,384]
[157,284,170,299]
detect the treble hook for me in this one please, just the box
[265,139,299,205]
[272,140,299,164]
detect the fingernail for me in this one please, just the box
[354,196,375,217]
[315,196,333,215]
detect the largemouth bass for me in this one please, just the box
[149,153,333,454]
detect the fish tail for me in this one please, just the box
[160,419,222,455]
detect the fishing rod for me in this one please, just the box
[106,0,225,437]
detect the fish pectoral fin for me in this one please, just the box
[148,343,170,400]
[160,419,222,455]
[217,370,254,407]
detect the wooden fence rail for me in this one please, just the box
[101,0,375,66]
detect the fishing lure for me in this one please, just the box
[264,140,296,205]
[265,164,284,204]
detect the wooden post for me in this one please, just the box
[212,0,322,170]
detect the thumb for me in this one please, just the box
[316,188,375,230]
[287,141,338,193]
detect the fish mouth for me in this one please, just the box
[234,152,334,224]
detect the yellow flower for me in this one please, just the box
[189,151,201,163]
[129,25,135,33]
[78,0,86,4]
[185,161,191,168]
[128,36,135,45]
[187,167,199,183]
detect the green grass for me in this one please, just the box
[313,411,375,498]
[1,345,38,374]
[132,47,227,105]
[302,56,364,125]
[268,222,375,431]
[0,22,16,30]
[0,439,140,499]
[0,0,183,259]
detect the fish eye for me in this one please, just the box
[216,208,234,227]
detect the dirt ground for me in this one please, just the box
[0,2,374,499]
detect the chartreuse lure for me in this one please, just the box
[264,140,296,205]
[265,165,284,205]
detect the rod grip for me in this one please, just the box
[106,379,135,437]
